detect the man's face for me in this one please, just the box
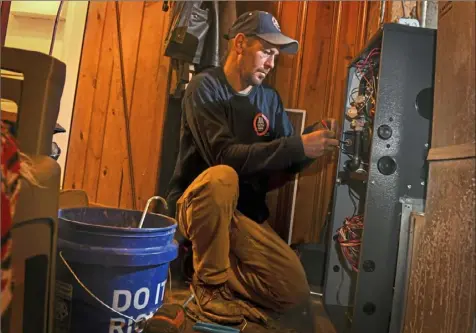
[237,35,280,86]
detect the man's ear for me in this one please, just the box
[234,33,246,55]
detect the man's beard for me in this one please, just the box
[248,70,267,86]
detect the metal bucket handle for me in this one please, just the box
[58,251,148,332]
[138,196,168,229]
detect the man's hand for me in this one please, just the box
[301,130,339,158]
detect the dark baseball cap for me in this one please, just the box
[225,11,299,54]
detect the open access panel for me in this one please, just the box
[323,23,436,333]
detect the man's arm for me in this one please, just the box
[183,76,308,175]
[274,100,317,174]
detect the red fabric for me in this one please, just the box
[1,121,20,316]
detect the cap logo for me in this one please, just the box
[271,17,281,31]
[253,113,270,136]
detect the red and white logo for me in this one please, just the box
[253,113,270,136]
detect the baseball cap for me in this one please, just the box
[225,11,299,54]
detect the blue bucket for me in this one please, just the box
[54,207,178,333]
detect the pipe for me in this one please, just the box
[379,0,386,26]
[49,1,64,55]
[421,1,428,28]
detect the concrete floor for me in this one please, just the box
[164,278,336,333]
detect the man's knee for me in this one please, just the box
[204,165,239,188]
[199,165,239,203]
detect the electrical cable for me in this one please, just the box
[347,186,359,217]
[114,1,137,209]
[49,1,64,56]
[351,48,380,128]
[335,214,364,272]
[336,47,380,274]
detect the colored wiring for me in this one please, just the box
[350,48,380,126]
[335,49,379,271]
[335,214,364,272]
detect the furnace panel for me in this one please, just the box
[323,23,436,333]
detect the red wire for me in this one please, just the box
[336,215,364,272]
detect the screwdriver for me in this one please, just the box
[192,321,242,333]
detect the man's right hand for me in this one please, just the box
[301,130,340,158]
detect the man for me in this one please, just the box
[166,11,339,324]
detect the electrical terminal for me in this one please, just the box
[346,106,359,119]
[355,95,365,104]
[351,119,366,131]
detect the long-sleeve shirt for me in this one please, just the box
[166,67,310,223]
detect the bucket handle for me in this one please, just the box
[138,196,168,228]
[59,251,147,332]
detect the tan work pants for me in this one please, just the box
[176,165,310,312]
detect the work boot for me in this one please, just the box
[190,275,268,325]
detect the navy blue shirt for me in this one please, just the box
[166,67,309,223]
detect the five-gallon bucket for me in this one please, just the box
[54,207,178,333]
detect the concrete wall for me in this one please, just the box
[4,1,88,186]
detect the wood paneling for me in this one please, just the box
[272,1,308,108]
[81,2,114,204]
[290,1,337,243]
[236,2,276,17]
[403,2,475,332]
[64,1,171,209]
[403,160,475,333]
[365,1,392,44]
[431,2,475,148]
[95,2,144,207]
[64,2,108,195]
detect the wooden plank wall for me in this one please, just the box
[403,2,476,332]
[63,1,171,209]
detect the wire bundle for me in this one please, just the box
[352,48,381,121]
[335,215,364,272]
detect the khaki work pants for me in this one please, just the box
[176,165,310,312]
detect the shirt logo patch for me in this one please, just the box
[253,113,270,137]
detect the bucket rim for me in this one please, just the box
[58,207,177,233]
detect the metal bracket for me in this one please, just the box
[388,196,425,333]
